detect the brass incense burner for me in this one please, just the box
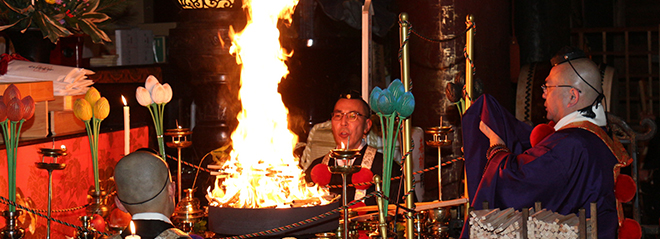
[173,189,205,233]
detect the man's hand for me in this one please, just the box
[479,121,505,146]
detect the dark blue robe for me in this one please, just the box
[461,94,617,238]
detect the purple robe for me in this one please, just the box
[461,94,617,238]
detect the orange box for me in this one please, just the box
[49,94,84,111]
[49,110,86,136]
[0,81,54,102]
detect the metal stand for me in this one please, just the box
[165,127,193,203]
[0,210,24,239]
[36,147,67,239]
[425,125,453,201]
[329,149,361,239]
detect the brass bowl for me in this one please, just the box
[330,149,361,159]
[329,165,361,174]
[427,207,451,225]
[426,140,452,148]
[425,126,453,135]
[39,148,67,157]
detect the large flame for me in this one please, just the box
[208,0,330,208]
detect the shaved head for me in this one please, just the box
[560,58,603,108]
[114,151,175,215]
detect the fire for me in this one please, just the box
[207,0,331,208]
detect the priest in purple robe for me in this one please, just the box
[461,48,631,238]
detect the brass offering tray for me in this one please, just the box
[329,165,361,175]
[330,149,361,160]
[425,126,454,148]
[35,162,66,171]
[39,148,67,157]
[425,126,453,135]
[164,128,193,148]
[426,140,452,148]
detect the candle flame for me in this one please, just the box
[130,221,136,234]
[340,142,345,150]
[60,145,66,151]
[121,95,127,106]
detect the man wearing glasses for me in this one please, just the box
[461,47,629,238]
[304,92,402,206]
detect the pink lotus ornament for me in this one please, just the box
[145,75,160,92]
[135,87,152,106]
[136,75,172,157]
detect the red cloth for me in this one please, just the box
[0,53,29,75]
[0,126,149,238]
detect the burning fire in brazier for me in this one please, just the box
[206,0,333,209]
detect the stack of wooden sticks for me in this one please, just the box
[469,206,594,239]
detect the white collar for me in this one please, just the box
[554,103,607,130]
[131,212,172,224]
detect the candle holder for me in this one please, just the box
[425,126,454,201]
[328,149,361,239]
[1,210,24,239]
[164,127,193,203]
[35,147,67,239]
[172,188,205,233]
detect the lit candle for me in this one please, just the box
[126,221,140,239]
[122,95,130,155]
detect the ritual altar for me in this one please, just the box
[0,126,149,238]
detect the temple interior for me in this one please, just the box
[0,0,659,238]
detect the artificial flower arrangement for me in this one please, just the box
[136,75,172,157]
[0,85,36,212]
[0,0,129,44]
[73,87,109,193]
[368,79,415,212]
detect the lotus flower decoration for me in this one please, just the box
[367,79,415,214]
[0,84,36,212]
[135,75,172,157]
[73,87,110,193]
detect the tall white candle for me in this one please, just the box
[122,95,130,155]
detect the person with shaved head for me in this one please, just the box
[110,150,191,239]
[461,47,630,238]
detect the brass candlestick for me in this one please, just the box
[425,125,453,201]
[164,127,193,203]
[36,147,67,239]
[329,149,361,239]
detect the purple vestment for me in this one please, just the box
[461,94,617,238]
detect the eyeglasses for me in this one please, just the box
[541,83,582,93]
[331,111,366,121]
